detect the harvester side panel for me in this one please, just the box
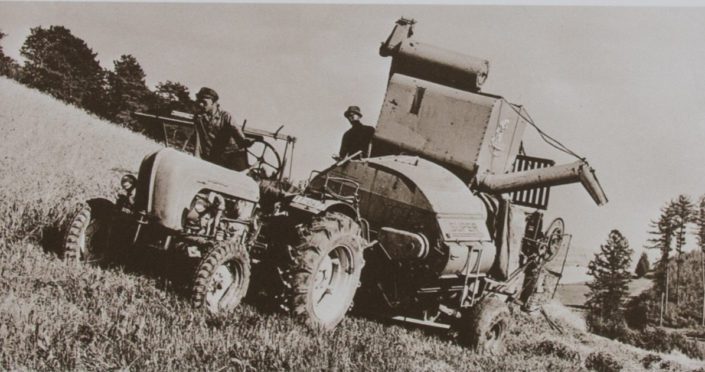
[372,74,526,182]
[320,156,500,278]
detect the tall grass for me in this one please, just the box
[0,77,698,370]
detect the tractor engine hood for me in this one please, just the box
[137,148,259,231]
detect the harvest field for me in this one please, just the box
[0,77,702,371]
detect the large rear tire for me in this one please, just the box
[284,212,366,330]
[192,241,251,314]
[62,199,114,265]
[457,296,512,355]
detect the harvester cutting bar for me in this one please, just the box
[133,112,297,142]
[477,160,608,206]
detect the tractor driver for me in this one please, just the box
[193,87,254,171]
[336,105,375,160]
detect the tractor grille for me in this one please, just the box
[510,155,554,210]
[134,152,157,211]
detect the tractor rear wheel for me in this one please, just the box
[458,296,511,355]
[192,241,251,314]
[284,212,366,330]
[62,199,114,265]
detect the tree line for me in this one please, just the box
[0,25,196,133]
[584,195,705,359]
[642,194,705,327]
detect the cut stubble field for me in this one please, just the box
[0,77,701,371]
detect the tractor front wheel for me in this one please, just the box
[192,241,251,314]
[284,212,366,330]
[62,199,114,265]
[457,296,512,355]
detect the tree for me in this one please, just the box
[586,229,633,338]
[151,80,195,114]
[106,54,151,129]
[20,25,107,116]
[695,195,705,326]
[670,195,695,305]
[0,30,6,58]
[635,252,650,278]
[0,30,22,79]
[647,202,677,302]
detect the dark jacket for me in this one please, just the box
[339,121,375,159]
[194,107,250,171]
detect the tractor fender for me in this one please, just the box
[86,197,117,219]
[288,195,358,220]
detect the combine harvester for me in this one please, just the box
[266,18,608,354]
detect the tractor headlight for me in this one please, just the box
[121,174,137,192]
[234,199,255,219]
[193,197,209,213]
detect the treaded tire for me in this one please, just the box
[62,200,113,264]
[458,296,512,355]
[192,241,251,314]
[285,212,366,330]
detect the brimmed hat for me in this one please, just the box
[196,87,219,102]
[344,105,362,118]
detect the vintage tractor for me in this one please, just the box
[259,18,608,354]
[61,119,296,313]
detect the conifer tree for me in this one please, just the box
[106,54,151,129]
[586,230,633,337]
[671,195,695,304]
[695,195,705,326]
[647,201,677,300]
[635,252,650,278]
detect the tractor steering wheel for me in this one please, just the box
[246,137,283,180]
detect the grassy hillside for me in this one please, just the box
[0,77,701,371]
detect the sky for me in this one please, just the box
[2,2,705,265]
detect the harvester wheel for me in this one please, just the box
[458,296,511,355]
[284,212,366,330]
[62,199,114,265]
[192,241,251,314]
[540,218,565,262]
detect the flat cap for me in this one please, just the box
[196,87,219,102]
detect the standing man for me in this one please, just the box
[193,87,253,171]
[338,105,375,160]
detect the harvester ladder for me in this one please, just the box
[460,245,484,308]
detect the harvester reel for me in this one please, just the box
[539,218,564,263]
[247,139,282,180]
